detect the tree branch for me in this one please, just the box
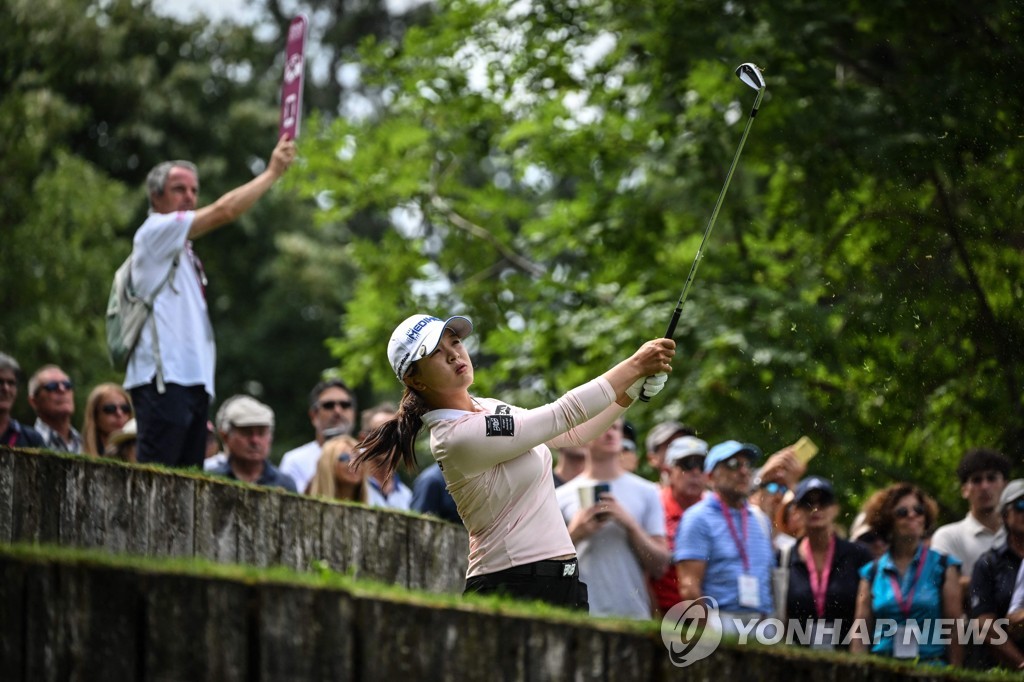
[428,194,546,278]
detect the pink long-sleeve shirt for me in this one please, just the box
[422,377,624,578]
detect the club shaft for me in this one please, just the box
[639,88,764,402]
[666,90,763,336]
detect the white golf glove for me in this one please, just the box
[626,373,668,401]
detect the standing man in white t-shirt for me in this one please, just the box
[557,418,669,619]
[125,135,296,467]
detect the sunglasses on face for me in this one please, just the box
[722,457,752,471]
[1010,498,1024,513]
[968,472,1003,486]
[101,403,132,416]
[796,495,833,509]
[761,481,788,495]
[38,380,73,393]
[894,504,925,519]
[318,400,353,412]
[676,456,705,472]
[336,452,353,464]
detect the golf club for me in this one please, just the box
[640,63,766,402]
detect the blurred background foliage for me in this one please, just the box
[1,0,1020,518]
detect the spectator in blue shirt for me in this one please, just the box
[675,440,775,632]
[851,482,963,666]
[411,462,463,525]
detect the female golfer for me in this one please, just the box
[356,313,674,609]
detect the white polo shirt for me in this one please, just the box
[931,512,1006,578]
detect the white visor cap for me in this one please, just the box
[387,314,474,380]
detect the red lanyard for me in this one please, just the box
[889,543,928,617]
[717,493,749,572]
[799,535,835,618]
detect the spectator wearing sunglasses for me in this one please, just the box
[0,352,44,448]
[782,477,872,649]
[650,435,708,616]
[307,435,369,503]
[970,479,1024,670]
[280,379,358,494]
[675,440,775,632]
[81,383,133,456]
[851,482,963,666]
[932,448,1011,594]
[28,365,82,454]
[750,446,806,551]
[209,395,296,493]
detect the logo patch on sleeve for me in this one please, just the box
[484,415,515,437]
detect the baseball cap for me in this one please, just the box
[645,421,689,455]
[794,476,836,505]
[664,436,709,467]
[704,440,762,473]
[387,314,474,381]
[216,395,275,433]
[998,478,1024,514]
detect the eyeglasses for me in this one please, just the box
[38,380,73,393]
[676,456,705,472]
[336,452,353,464]
[722,457,752,471]
[761,482,788,495]
[968,472,1003,485]
[318,400,353,412]
[101,403,133,416]
[894,504,925,519]
[0,378,17,389]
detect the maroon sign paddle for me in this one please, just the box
[279,14,309,139]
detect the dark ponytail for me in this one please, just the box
[355,381,429,480]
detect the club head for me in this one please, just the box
[735,63,766,92]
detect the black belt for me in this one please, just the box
[498,558,578,579]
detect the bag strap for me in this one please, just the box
[133,251,181,395]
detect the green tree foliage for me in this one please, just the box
[0,0,411,452]
[296,0,1022,514]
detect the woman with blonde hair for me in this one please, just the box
[81,383,133,456]
[307,435,369,503]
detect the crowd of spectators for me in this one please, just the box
[3,344,1023,669]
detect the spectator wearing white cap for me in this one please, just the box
[643,421,694,483]
[675,440,775,632]
[208,395,296,492]
[651,435,708,615]
[354,313,675,610]
[969,478,1024,670]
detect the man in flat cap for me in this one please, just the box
[208,395,296,492]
